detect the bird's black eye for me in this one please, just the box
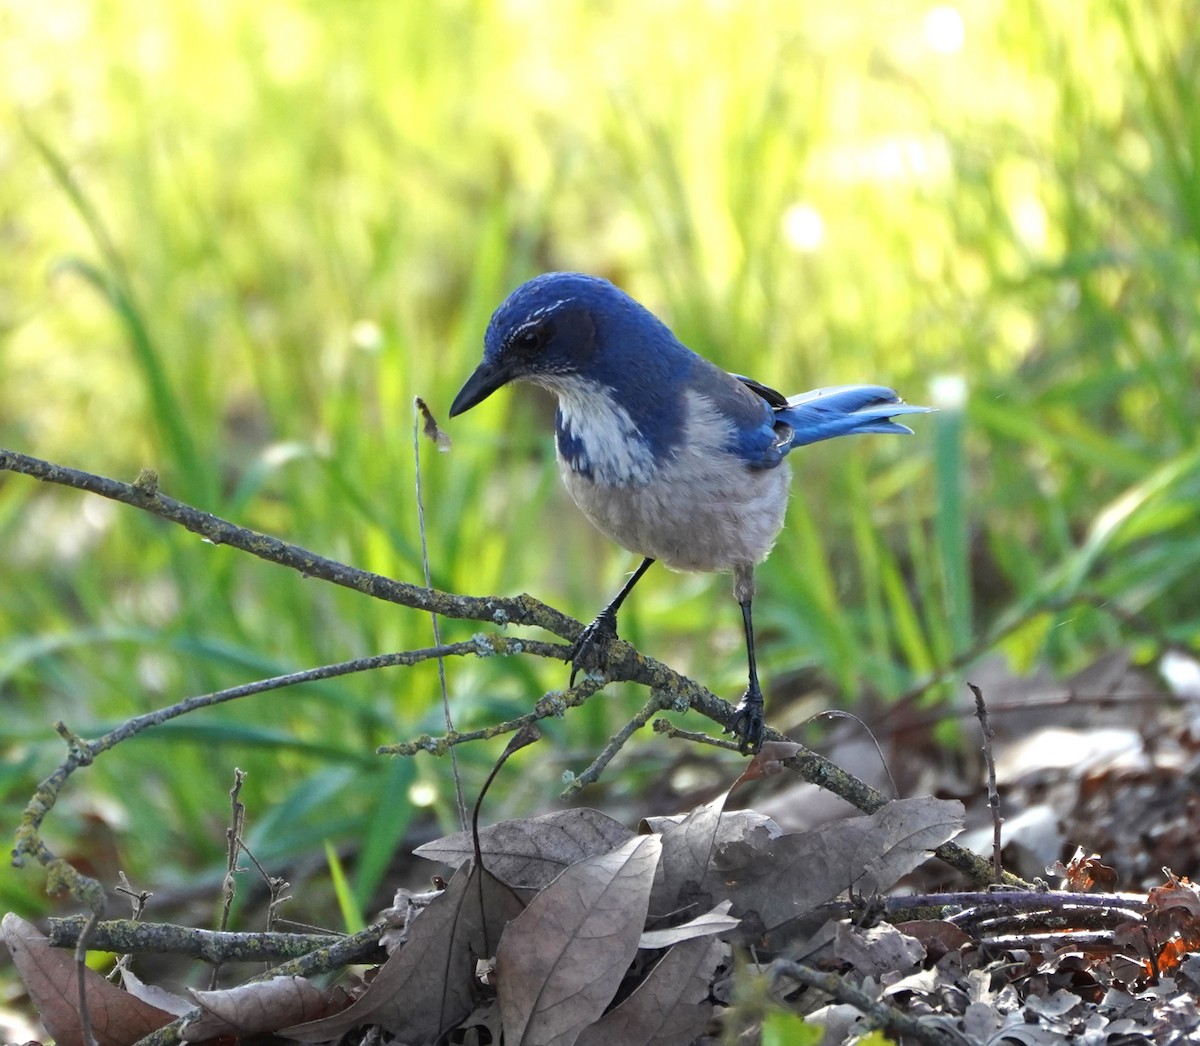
[511,321,551,353]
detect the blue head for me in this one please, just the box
[448,273,690,418]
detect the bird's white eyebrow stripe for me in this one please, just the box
[523,298,568,323]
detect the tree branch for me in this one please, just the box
[3,448,1019,896]
[47,916,385,965]
[0,448,579,638]
[772,959,969,1046]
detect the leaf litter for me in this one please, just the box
[12,653,1200,1045]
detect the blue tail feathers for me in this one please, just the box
[780,384,933,450]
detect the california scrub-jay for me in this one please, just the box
[449,272,931,753]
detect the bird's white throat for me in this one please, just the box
[540,377,657,485]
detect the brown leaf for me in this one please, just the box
[117,969,191,1017]
[894,919,973,962]
[646,799,780,920]
[734,741,803,783]
[1,913,174,1046]
[1051,845,1119,893]
[573,935,724,1046]
[496,833,662,1046]
[638,901,739,950]
[647,791,728,917]
[287,859,526,1042]
[414,808,634,889]
[710,797,963,941]
[182,975,350,1041]
[1148,871,1200,920]
[856,796,964,894]
[831,921,925,980]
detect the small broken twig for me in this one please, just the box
[969,682,1003,884]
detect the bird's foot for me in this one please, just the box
[726,686,765,755]
[568,609,619,686]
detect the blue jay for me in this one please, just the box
[449,272,931,753]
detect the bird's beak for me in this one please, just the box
[449,358,518,416]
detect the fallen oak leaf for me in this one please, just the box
[709,797,964,945]
[2,913,175,1046]
[414,808,633,889]
[182,975,351,1041]
[574,935,725,1046]
[118,968,192,1018]
[496,833,662,1046]
[287,859,525,1043]
[638,901,739,950]
[734,741,803,784]
[857,795,965,895]
[644,798,780,919]
[645,789,728,918]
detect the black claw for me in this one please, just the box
[568,609,618,685]
[726,687,766,755]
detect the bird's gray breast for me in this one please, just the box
[557,390,791,572]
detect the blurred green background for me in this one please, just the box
[1,0,1198,935]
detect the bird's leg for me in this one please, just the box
[726,564,766,754]
[569,556,656,685]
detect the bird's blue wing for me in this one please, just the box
[778,384,933,450]
[675,361,790,469]
[732,373,789,409]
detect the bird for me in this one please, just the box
[449,272,932,753]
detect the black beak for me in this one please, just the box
[449,358,518,417]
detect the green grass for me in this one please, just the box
[1,0,1198,931]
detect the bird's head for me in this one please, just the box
[449,272,669,416]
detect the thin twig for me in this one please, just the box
[75,909,101,1046]
[130,918,391,1046]
[211,769,247,988]
[115,871,151,920]
[379,676,609,756]
[5,450,1027,892]
[564,688,678,797]
[414,397,468,829]
[968,682,1003,884]
[0,448,581,638]
[48,917,382,964]
[650,718,742,749]
[808,709,899,799]
[772,959,968,1045]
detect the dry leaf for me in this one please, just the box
[574,935,724,1046]
[118,968,192,1018]
[638,901,738,950]
[831,921,925,981]
[414,808,633,889]
[182,975,350,1040]
[1051,846,1120,893]
[710,797,963,942]
[647,799,780,920]
[734,741,803,783]
[2,913,175,1046]
[287,859,525,1042]
[647,790,728,917]
[496,833,662,1046]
